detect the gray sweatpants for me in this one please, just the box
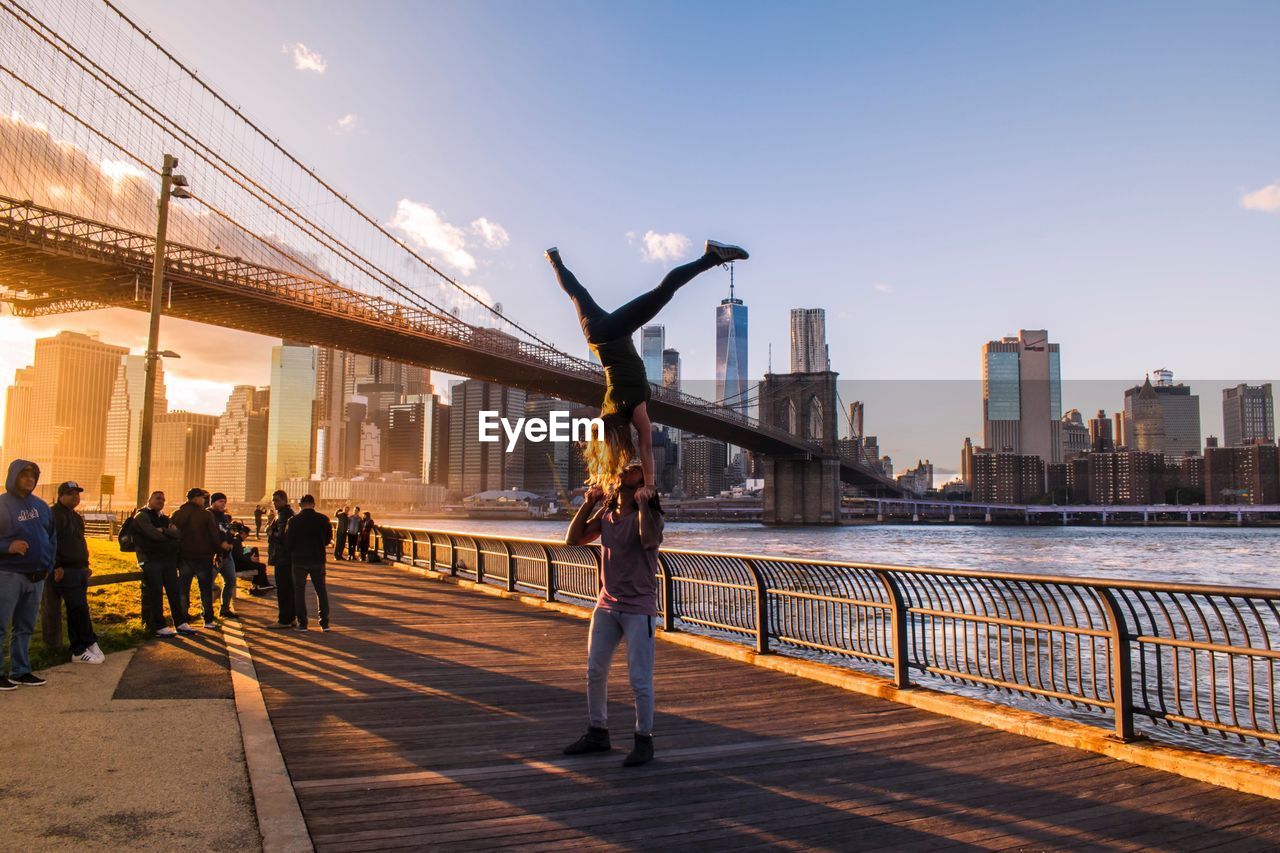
[586,608,655,735]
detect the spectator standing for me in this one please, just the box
[284,494,333,631]
[51,481,102,664]
[357,511,376,562]
[171,487,222,629]
[344,506,361,559]
[132,490,192,636]
[253,505,264,539]
[208,493,238,620]
[0,459,56,689]
[266,490,296,629]
[333,507,348,560]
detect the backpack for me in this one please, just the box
[117,512,138,553]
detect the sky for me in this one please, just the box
[3,0,1279,475]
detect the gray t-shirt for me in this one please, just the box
[596,507,660,616]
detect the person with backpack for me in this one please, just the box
[51,481,103,664]
[0,459,56,690]
[171,488,222,630]
[128,490,193,637]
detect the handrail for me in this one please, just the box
[373,525,1280,756]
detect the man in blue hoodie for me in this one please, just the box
[0,459,57,689]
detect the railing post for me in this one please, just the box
[448,535,458,577]
[874,569,911,689]
[409,531,419,566]
[503,540,516,592]
[743,558,769,654]
[475,539,485,585]
[1096,587,1137,742]
[540,544,556,602]
[40,584,63,649]
[657,553,676,633]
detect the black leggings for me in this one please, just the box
[553,253,720,345]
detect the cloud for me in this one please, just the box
[387,199,477,275]
[331,113,362,135]
[639,230,691,263]
[470,217,509,250]
[873,282,894,294]
[283,42,327,73]
[1241,182,1280,212]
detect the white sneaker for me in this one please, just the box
[176,623,198,635]
[705,239,749,262]
[88,642,104,659]
[156,626,178,638]
[73,649,104,664]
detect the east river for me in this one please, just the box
[382,518,1280,588]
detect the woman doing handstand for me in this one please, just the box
[547,240,749,498]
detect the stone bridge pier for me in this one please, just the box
[758,370,843,525]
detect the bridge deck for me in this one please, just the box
[241,560,1280,851]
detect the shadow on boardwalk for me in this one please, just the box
[240,561,1280,852]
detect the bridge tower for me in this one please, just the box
[758,370,842,524]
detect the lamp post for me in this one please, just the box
[135,153,191,508]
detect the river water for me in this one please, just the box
[382,517,1280,589]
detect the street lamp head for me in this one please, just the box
[170,186,192,199]
[171,174,188,187]
[159,350,181,358]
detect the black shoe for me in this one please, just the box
[705,239,749,263]
[0,676,16,691]
[220,608,237,619]
[563,726,611,756]
[13,672,47,687]
[320,621,331,632]
[622,733,654,767]
[296,624,309,631]
[267,621,296,630]
[545,246,561,265]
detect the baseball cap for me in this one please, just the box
[57,481,84,495]
[187,487,205,500]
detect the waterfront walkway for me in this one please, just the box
[239,559,1280,851]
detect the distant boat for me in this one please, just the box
[462,489,541,520]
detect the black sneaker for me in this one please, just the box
[563,726,611,756]
[13,672,47,687]
[320,621,331,632]
[295,624,309,632]
[705,239,749,263]
[0,676,17,691]
[622,733,654,767]
[267,621,295,630]
[220,609,238,620]
[545,246,561,265]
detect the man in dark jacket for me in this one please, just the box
[131,490,191,636]
[333,507,348,560]
[284,494,333,631]
[171,487,222,629]
[209,492,238,619]
[266,489,296,629]
[0,459,56,689]
[51,481,102,664]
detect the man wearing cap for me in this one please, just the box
[0,459,57,689]
[266,489,297,629]
[208,492,238,620]
[171,487,222,629]
[51,481,103,664]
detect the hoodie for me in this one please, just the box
[0,459,57,575]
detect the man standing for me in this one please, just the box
[0,459,56,689]
[333,506,348,561]
[51,482,103,664]
[208,493,238,620]
[266,489,296,629]
[284,494,333,631]
[131,490,192,637]
[562,461,664,767]
[344,506,361,560]
[253,504,264,539]
[171,487,222,630]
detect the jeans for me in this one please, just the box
[218,552,237,611]
[0,571,45,677]
[55,568,97,654]
[273,561,296,625]
[291,563,329,628]
[345,532,359,559]
[140,557,184,631]
[180,556,216,624]
[553,254,718,345]
[586,608,656,735]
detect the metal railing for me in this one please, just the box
[372,525,1280,756]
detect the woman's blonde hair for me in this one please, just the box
[582,415,634,491]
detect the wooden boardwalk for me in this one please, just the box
[239,560,1280,852]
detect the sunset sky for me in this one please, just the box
[3,0,1279,473]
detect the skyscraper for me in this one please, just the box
[1223,384,1275,447]
[313,347,347,479]
[716,283,748,415]
[789,308,829,372]
[265,342,316,494]
[981,329,1062,463]
[641,325,664,385]
[1089,409,1115,453]
[448,379,526,497]
[205,385,269,503]
[103,354,167,504]
[1128,377,1166,455]
[681,435,727,498]
[522,394,572,498]
[1122,370,1200,460]
[152,411,218,501]
[387,393,450,484]
[2,366,36,464]
[661,348,681,393]
[26,331,130,501]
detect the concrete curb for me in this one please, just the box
[224,619,314,853]
[403,563,1280,802]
